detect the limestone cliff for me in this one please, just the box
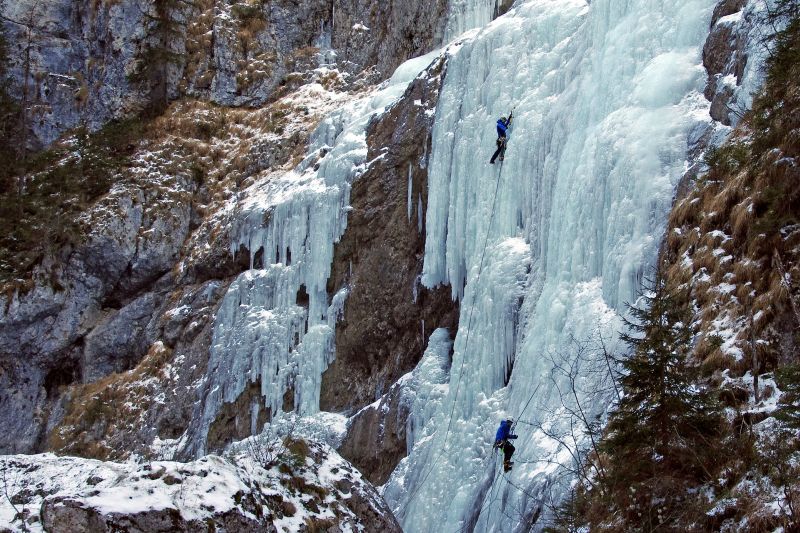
[2,0,448,150]
[0,0,465,529]
[0,0,460,460]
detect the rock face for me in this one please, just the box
[338,381,412,486]
[321,55,457,413]
[330,0,449,78]
[701,0,760,125]
[1,441,402,533]
[0,0,456,459]
[202,0,450,105]
[0,173,195,454]
[2,0,449,149]
[2,0,156,149]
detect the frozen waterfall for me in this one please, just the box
[181,0,769,526]
[384,0,720,530]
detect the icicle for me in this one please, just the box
[443,0,498,42]
[402,329,453,451]
[250,400,259,435]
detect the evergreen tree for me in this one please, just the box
[776,365,800,430]
[594,278,722,530]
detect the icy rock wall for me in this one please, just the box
[704,0,774,126]
[386,0,719,530]
[189,50,443,457]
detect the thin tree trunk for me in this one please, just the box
[749,306,759,402]
[774,248,800,326]
[19,0,42,197]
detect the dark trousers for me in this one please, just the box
[490,137,507,163]
[502,441,515,463]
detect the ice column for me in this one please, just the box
[387,0,717,529]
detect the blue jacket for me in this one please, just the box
[496,118,510,138]
[495,420,517,442]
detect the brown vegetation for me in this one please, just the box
[48,342,175,459]
[0,117,147,285]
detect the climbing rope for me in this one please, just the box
[511,382,540,433]
[501,472,539,501]
[399,162,507,520]
[400,156,546,530]
[460,452,502,533]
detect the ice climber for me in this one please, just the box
[494,419,518,472]
[489,111,513,164]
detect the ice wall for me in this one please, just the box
[190,50,442,456]
[443,0,499,41]
[385,0,718,529]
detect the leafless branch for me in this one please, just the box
[1,461,30,532]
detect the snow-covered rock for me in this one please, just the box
[702,0,771,125]
[0,439,400,532]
